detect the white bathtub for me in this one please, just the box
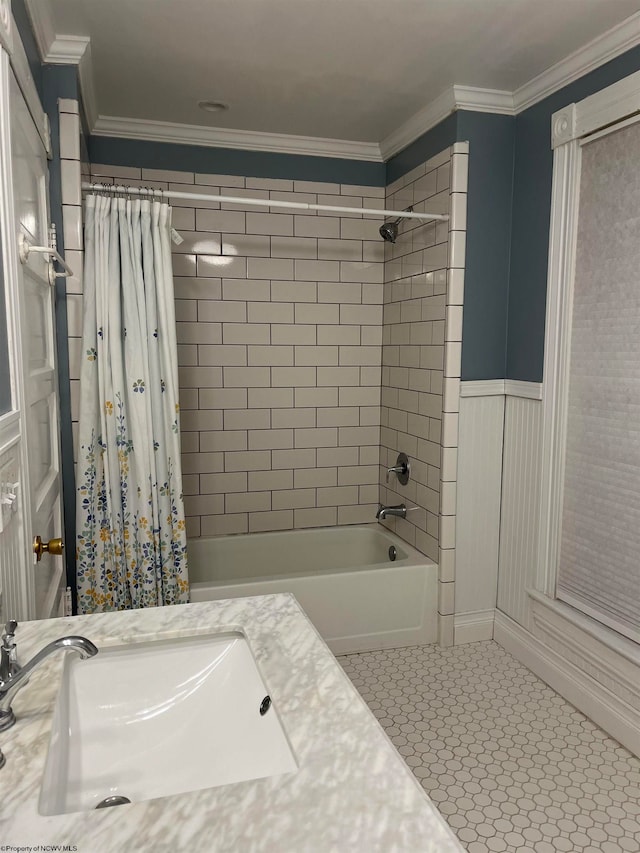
[189,524,437,654]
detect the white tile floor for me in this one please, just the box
[339,641,640,853]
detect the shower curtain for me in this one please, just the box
[75,194,189,613]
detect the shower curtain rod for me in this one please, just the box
[81,182,449,222]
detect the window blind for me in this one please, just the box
[557,121,640,644]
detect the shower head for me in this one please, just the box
[379,206,413,243]
[379,220,400,243]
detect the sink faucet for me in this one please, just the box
[0,621,98,732]
[376,503,407,520]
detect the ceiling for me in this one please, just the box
[43,0,640,144]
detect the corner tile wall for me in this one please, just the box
[379,143,468,647]
[84,164,385,537]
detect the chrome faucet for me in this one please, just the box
[376,503,407,520]
[0,620,98,731]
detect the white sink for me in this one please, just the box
[39,632,297,815]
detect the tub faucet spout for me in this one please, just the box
[0,622,98,732]
[376,503,407,520]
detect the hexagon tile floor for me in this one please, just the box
[339,640,640,853]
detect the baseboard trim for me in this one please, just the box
[454,609,495,644]
[494,610,640,757]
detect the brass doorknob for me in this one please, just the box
[33,536,64,562]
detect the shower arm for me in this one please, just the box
[81,183,449,223]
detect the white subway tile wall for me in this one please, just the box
[379,144,467,646]
[83,163,385,536]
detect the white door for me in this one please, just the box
[0,49,65,621]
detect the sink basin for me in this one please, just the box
[39,632,297,815]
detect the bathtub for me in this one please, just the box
[189,524,437,654]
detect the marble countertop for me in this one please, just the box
[0,594,462,852]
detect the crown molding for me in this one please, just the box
[379,88,457,160]
[513,10,640,112]
[92,115,384,161]
[23,0,55,59]
[77,41,98,130]
[452,85,515,115]
[44,34,89,64]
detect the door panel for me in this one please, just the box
[9,69,65,620]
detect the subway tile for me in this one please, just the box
[61,159,81,205]
[271,367,316,387]
[177,323,222,345]
[196,209,245,232]
[246,177,293,192]
[294,346,338,367]
[449,230,466,270]
[248,345,294,366]
[295,179,340,194]
[269,190,316,212]
[338,504,378,525]
[339,386,380,407]
[179,366,223,388]
[294,427,338,448]
[451,153,469,193]
[359,484,379,504]
[294,507,337,529]
[295,387,338,408]
[438,548,456,583]
[225,492,271,514]
[317,486,359,507]
[338,465,379,486]
[224,408,270,430]
[271,236,317,259]
[59,98,79,115]
[338,346,381,366]
[271,280,317,303]
[317,325,360,346]
[340,218,381,241]
[320,193,362,216]
[340,261,383,284]
[201,514,248,536]
[272,488,316,510]
[223,323,270,344]
[362,326,383,346]
[199,300,246,323]
[200,430,248,452]
[62,205,82,250]
[317,446,359,467]
[223,366,271,387]
[295,259,340,281]
[344,183,385,198]
[318,239,362,262]
[222,279,270,302]
[248,469,294,491]
[247,301,294,323]
[317,406,358,427]
[317,366,360,387]
[294,216,340,238]
[271,408,316,429]
[181,474,200,495]
[249,429,294,450]
[295,303,339,324]
[318,282,362,304]
[91,163,141,179]
[195,173,245,188]
[249,510,293,533]
[294,467,337,488]
[220,188,269,212]
[179,388,199,410]
[172,207,196,230]
[359,445,381,466]
[200,472,247,494]
[184,494,224,517]
[338,425,380,446]
[222,234,271,257]
[175,300,197,322]
[444,342,462,378]
[340,304,382,325]
[247,387,294,409]
[142,167,193,183]
[198,255,247,279]
[272,324,316,345]
[246,212,294,236]
[272,448,316,469]
[225,450,271,471]
[180,410,223,431]
[247,257,294,280]
[174,276,221,299]
[197,344,246,366]
[173,232,221,255]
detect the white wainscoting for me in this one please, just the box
[496,393,543,631]
[454,381,505,643]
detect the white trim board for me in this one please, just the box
[454,610,495,645]
[459,380,543,400]
[494,609,640,758]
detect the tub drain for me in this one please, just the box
[95,795,132,809]
[388,545,397,561]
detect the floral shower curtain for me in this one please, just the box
[76,194,189,613]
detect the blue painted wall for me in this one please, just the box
[507,45,640,381]
[89,136,386,186]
